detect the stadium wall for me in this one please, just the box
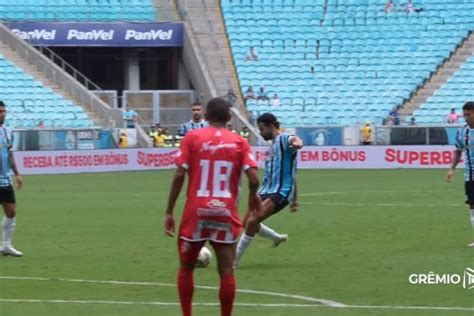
[15,146,460,175]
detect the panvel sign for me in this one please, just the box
[15,146,462,175]
[7,22,183,46]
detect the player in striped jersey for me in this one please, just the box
[235,113,303,266]
[178,101,209,136]
[0,101,23,257]
[446,101,474,248]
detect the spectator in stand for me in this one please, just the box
[409,117,417,126]
[257,86,269,102]
[123,105,137,128]
[403,0,423,13]
[225,88,237,107]
[447,108,459,124]
[271,94,281,107]
[244,86,255,106]
[384,0,396,13]
[245,47,259,62]
[389,106,400,126]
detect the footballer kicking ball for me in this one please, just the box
[196,246,212,268]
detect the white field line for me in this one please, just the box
[299,202,461,207]
[299,189,455,197]
[0,299,473,312]
[0,276,343,307]
[0,299,321,308]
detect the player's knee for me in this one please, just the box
[218,264,234,276]
[180,262,195,271]
[246,215,260,230]
[3,206,16,218]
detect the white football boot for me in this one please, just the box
[271,234,288,248]
[0,245,23,257]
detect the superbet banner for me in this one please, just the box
[15,146,461,175]
[252,146,459,169]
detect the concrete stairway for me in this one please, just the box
[153,0,180,22]
[0,43,105,125]
[178,0,245,111]
[399,32,474,119]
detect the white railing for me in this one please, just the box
[0,23,153,147]
[0,23,123,128]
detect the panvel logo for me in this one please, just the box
[124,29,173,40]
[408,268,474,290]
[11,29,56,40]
[67,29,115,40]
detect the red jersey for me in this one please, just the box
[175,126,257,243]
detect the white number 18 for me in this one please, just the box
[197,160,233,198]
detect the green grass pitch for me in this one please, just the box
[0,169,473,315]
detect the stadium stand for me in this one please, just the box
[0,0,159,130]
[0,0,156,22]
[0,53,94,128]
[414,54,474,124]
[221,0,474,127]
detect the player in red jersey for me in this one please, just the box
[164,97,261,316]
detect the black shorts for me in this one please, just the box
[0,186,16,204]
[465,181,474,205]
[260,193,289,214]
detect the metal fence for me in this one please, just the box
[372,125,461,145]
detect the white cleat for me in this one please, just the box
[271,234,288,248]
[467,241,474,248]
[0,246,23,257]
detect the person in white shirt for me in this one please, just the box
[271,94,281,107]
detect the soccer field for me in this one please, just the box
[0,169,473,316]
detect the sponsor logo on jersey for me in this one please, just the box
[200,141,237,154]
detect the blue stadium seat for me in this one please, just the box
[222,0,472,127]
[0,54,95,129]
[2,0,156,21]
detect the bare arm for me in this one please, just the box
[290,176,298,212]
[164,166,186,237]
[446,149,462,183]
[9,150,22,190]
[245,167,261,214]
[288,135,303,150]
